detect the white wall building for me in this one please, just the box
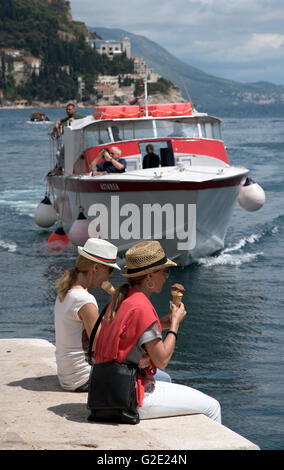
[88,37,131,59]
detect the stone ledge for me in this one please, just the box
[0,338,259,450]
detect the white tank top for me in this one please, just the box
[54,289,98,390]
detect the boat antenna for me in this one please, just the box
[144,76,149,117]
[181,76,193,104]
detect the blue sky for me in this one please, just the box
[69,0,284,85]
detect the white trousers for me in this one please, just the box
[138,380,221,423]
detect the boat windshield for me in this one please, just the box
[198,120,222,139]
[83,120,155,149]
[83,117,222,150]
[116,120,154,140]
[155,119,199,138]
[84,122,112,148]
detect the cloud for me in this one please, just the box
[69,0,284,84]
[187,33,284,63]
[248,33,284,51]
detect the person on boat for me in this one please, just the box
[54,238,120,392]
[88,148,108,176]
[51,103,85,169]
[30,111,49,122]
[110,125,122,141]
[143,144,160,169]
[94,240,222,422]
[92,147,126,175]
[55,102,85,127]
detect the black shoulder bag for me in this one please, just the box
[87,305,140,425]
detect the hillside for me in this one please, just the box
[1,1,283,114]
[0,0,89,54]
[93,27,284,116]
[0,0,134,103]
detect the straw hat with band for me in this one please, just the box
[121,241,177,278]
[78,238,120,270]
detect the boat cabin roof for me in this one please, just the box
[69,112,221,132]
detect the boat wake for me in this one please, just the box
[222,232,263,253]
[0,188,42,218]
[197,250,263,267]
[26,120,50,125]
[0,239,17,253]
[196,225,278,267]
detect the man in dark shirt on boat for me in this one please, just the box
[91,147,126,175]
[143,144,160,169]
[55,103,85,127]
[111,126,122,141]
[52,103,85,170]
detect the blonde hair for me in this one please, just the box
[56,255,96,302]
[107,275,147,322]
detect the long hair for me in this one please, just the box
[56,255,96,302]
[107,275,147,322]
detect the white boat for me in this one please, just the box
[36,100,265,265]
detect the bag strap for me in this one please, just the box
[88,303,109,364]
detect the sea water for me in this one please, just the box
[0,108,283,449]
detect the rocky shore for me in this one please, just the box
[0,86,187,111]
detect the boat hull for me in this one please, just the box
[48,172,244,266]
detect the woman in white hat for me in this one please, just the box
[93,240,221,422]
[54,238,120,392]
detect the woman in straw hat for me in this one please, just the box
[54,238,120,392]
[94,240,221,422]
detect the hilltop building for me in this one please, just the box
[133,57,160,82]
[88,37,131,59]
[89,37,160,85]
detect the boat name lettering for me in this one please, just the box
[100,183,120,191]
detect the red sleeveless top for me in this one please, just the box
[95,288,162,406]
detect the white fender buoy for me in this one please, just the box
[35,195,57,227]
[238,176,265,211]
[68,209,89,246]
[47,226,70,251]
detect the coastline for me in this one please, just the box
[0,103,90,110]
[0,91,186,111]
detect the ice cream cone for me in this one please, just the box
[171,291,183,306]
[171,283,185,307]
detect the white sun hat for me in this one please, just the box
[78,238,120,270]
